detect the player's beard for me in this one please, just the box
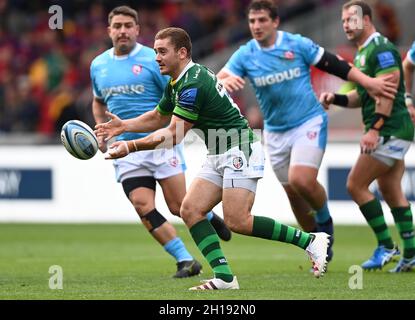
[118,43,131,55]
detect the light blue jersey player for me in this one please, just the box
[403,41,415,119]
[218,1,396,265]
[217,1,335,263]
[90,6,230,279]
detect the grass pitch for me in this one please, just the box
[0,224,414,300]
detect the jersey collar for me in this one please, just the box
[254,30,284,51]
[170,60,195,86]
[109,43,143,60]
[359,32,381,51]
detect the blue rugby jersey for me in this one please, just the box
[90,43,169,141]
[223,31,326,132]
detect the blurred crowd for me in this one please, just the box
[0,0,400,136]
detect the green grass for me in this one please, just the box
[0,224,413,300]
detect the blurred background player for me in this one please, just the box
[97,27,331,290]
[90,6,231,279]
[217,0,397,265]
[403,40,415,122]
[320,1,415,272]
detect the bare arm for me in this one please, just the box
[92,97,109,152]
[216,69,245,93]
[347,66,397,100]
[105,116,194,159]
[95,109,172,141]
[92,97,108,124]
[360,70,400,153]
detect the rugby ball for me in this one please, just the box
[61,120,98,160]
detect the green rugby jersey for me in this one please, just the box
[353,32,414,141]
[157,62,258,154]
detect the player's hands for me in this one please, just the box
[97,135,108,153]
[365,74,397,100]
[220,75,245,93]
[95,111,126,142]
[319,92,335,110]
[360,129,379,154]
[105,141,129,159]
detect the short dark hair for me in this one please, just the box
[343,1,372,20]
[247,0,279,20]
[108,6,139,25]
[155,27,192,58]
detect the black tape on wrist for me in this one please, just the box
[370,113,389,131]
[333,94,349,107]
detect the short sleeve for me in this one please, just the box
[297,35,324,66]
[222,46,247,78]
[372,48,400,76]
[172,84,203,123]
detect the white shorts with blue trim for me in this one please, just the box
[371,136,412,166]
[196,141,265,193]
[113,143,186,183]
[264,114,327,184]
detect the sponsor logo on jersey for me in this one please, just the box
[101,84,145,97]
[168,156,178,167]
[132,64,142,75]
[387,145,404,153]
[284,51,295,60]
[232,156,244,169]
[307,131,317,140]
[377,51,395,69]
[253,67,301,87]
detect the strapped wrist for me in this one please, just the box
[333,94,349,107]
[370,113,389,131]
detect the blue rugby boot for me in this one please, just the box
[361,245,400,270]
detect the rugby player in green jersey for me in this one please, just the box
[96,27,331,290]
[320,1,415,272]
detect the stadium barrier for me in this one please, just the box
[1,137,415,224]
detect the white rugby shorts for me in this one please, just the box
[113,143,186,182]
[196,141,265,193]
[264,114,327,184]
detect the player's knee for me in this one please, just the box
[289,175,314,195]
[179,201,194,221]
[166,201,182,217]
[129,196,154,216]
[224,214,249,235]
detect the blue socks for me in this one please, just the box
[164,237,193,262]
[315,201,331,224]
